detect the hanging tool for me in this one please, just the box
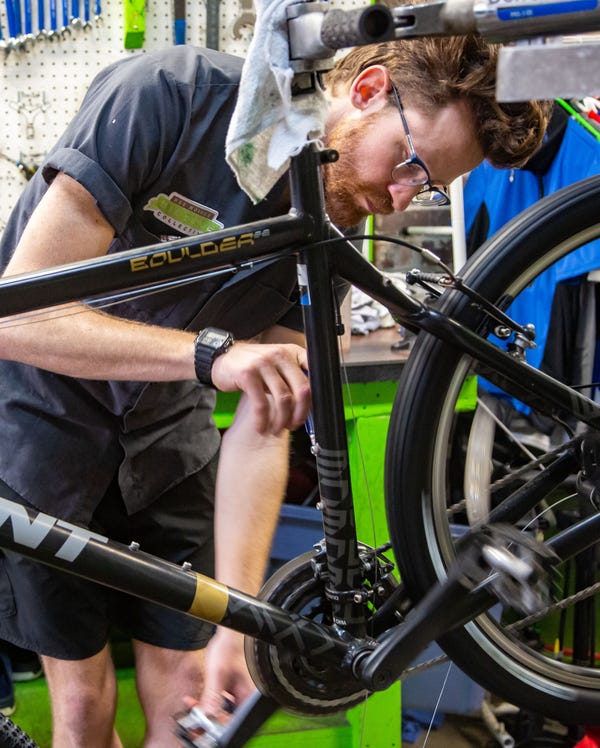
[36,0,47,39]
[205,0,220,49]
[0,12,6,54]
[8,91,49,139]
[13,0,22,36]
[232,0,255,39]
[61,0,72,36]
[48,0,59,40]
[22,0,35,47]
[173,0,185,44]
[3,0,17,52]
[4,0,22,51]
[4,0,17,39]
[82,0,91,29]
[0,151,38,180]
[71,0,82,30]
[124,0,145,48]
[24,0,32,35]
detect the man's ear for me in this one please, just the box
[349,65,391,111]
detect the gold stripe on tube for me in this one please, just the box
[187,573,229,622]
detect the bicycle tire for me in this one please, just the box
[0,714,39,748]
[385,173,600,723]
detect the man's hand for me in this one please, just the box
[198,628,256,721]
[211,342,310,435]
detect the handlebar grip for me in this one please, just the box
[320,5,394,49]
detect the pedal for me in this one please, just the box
[174,691,278,748]
[174,706,225,747]
[475,524,558,615]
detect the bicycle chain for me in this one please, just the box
[401,580,600,678]
[401,652,450,677]
[505,580,600,633]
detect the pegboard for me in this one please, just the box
[0,0,363,231]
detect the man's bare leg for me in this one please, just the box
[41,644,122,748]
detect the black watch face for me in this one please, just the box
[200,329,229,348]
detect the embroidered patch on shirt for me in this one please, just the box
[144,192,224,236]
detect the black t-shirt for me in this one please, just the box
[0,47,301,522]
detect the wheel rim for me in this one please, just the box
[425,223,600,693]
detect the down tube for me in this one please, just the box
[0,496,352,663]
[299,245,367,636]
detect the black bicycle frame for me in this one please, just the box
[0,144,599,693]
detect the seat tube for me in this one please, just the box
[290,144,366,635]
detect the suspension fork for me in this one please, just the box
[288,144,367,636]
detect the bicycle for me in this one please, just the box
[1,1,600,746]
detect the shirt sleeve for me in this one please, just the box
[42,52,192,234]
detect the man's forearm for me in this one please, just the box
[214,393,290,595]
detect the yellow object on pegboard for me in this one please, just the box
[124,0,145,48]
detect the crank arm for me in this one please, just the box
[355,523,558,691]
[355,551,495,692]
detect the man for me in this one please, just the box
[0,34,547,747]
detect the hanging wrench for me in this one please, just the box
[35,0,47,41]
[70,0,83,31]
[231,0,255,39]
[21,0,36,49]
[82,0,92,30]
[60,0,73,37]
[0,11,6,56]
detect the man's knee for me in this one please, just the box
[42,649,118,725]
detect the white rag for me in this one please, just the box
[225,0,329,203]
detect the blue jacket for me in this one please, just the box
[464,116,600,410]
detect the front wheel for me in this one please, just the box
[0,714,39,748]
[386,175,600,723]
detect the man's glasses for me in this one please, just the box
[390,84,451,207]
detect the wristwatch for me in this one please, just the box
[193,327,235,387]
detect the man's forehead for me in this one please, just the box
[407,100,483,183]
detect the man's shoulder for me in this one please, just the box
[101,46,245,90]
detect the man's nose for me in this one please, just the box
[387,183,418,212]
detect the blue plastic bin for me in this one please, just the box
[269,504,324,573]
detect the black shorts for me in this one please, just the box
[0,455,218,660]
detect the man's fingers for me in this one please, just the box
[253,360,311,434]
[199,688,232,723]
[276,359,311,427]
[211,342,311,433]
[237,371,271,434]
[258,369,296,434]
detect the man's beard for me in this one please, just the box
[322,116,393,227]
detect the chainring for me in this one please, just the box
[244,544,397,716]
